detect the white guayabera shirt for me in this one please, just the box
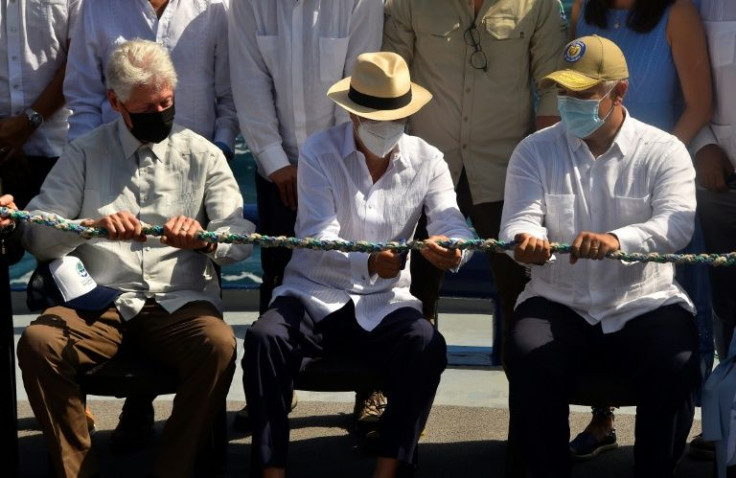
[691,0,736,169]
[501,112,696,333]
[228,0,383,178]
[0,0,81,157]
[273,122,475,332]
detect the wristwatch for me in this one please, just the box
[24,108,44,128]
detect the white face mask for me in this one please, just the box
[356,118,405,158]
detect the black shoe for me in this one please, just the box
[688,433,715,461]
[109,408,155,453]
[569,429,618,461]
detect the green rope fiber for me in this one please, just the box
[2,207,734,266]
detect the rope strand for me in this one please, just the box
[3,207,734,266]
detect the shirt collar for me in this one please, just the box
[116,117,167,162]
[611,108,634,157]
[339,122,410,171]
[565,107,633,158]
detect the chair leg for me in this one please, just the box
[505,413,527,478]
[491,296,504,366]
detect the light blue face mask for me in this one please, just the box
[557,87,615,139]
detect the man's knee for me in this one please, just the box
[17,315,68,366]
[245,297,302,350]
[201,318,237,366]
[403,316,447,371]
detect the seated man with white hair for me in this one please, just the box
[17,39,254,478]
[243,51,475,478]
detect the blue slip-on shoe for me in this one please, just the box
[569,429,618,461]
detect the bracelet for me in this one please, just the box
[195,242,217,254]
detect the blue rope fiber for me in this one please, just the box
[3,207,735,266]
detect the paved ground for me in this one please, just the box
[11,291,715,477]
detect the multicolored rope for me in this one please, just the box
[3,207,736,266]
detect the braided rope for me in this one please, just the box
[3,207,736,266]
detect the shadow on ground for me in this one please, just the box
[18,401,714,478]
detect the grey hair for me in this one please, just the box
[105,39,178,102]
[600,80,621,91]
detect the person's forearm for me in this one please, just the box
[673,106,714,147]
[30,61,68,120]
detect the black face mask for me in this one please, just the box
[125,103,175,143]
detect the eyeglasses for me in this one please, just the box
[464,24,487,72]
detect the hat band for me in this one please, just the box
[348,85,412,111]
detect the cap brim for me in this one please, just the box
[65,286,121,311]
[327,77,433,121]
[542,70,602,92]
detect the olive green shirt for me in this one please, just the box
[383,0,568,203]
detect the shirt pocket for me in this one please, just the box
[25,0,65,35]
[613,194,651,229]
[482,14,522,40]
[319,36,350,84]
[544,193,576,243]
[704,21,736,68]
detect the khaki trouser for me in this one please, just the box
[17,300,236,478]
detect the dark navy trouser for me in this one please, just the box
[506,297,700,478]
[243,296,447,471]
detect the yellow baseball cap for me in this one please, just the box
[543,35,629,91]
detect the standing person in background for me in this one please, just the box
[569,0,713,460]
[0,0,80,208]
[228,0,384,431]
[63,0,239,452]
[382,0,568,362]
[689,0,736,460]
[64,0,238,159]
[0,0,91,436]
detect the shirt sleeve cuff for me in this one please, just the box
[213,130,237,153]
[257,144,292,178]
[349,251,372,283]
[690,126,718,157]
[608,226,647,255]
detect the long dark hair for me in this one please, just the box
[583,0,675,33]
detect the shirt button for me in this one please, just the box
[462,144,467,150]
[465,88,471,93]
[144,246,151,252]
[11,56,18,61]
[463,116,469,122]
[12,84,19,90]
[10,27,17,33]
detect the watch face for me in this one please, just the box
[26,110,43,127]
